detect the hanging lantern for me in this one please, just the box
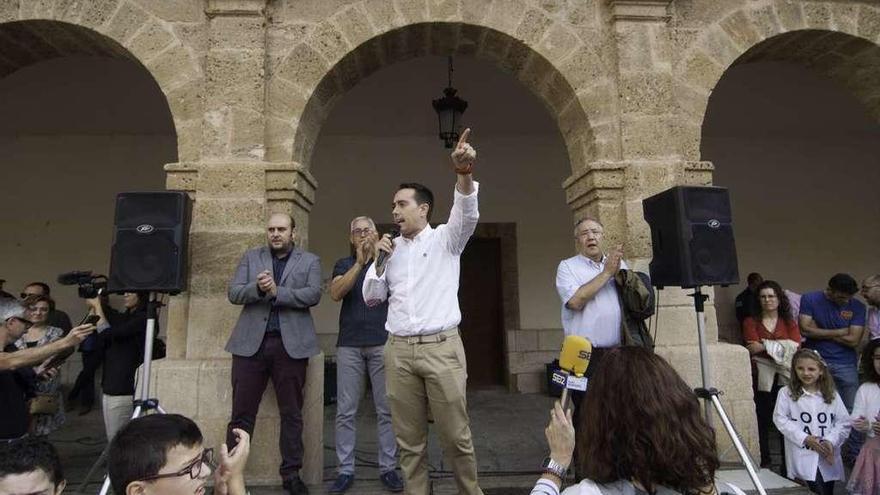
[431,56,468,148]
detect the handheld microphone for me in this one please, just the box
[553,335,592,411]
[375,229,400,269]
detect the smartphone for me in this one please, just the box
[79,314,100,326]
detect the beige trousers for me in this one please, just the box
[384,329,483,495]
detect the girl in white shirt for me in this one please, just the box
[847,339,880,494]
[774,348,851,495]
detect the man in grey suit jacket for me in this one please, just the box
[225,212,321,495]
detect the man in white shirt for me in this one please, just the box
[554,218,625,475]
[555,217,626,375]
[363,129,482,495]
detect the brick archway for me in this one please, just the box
[265,13,616,175]
[673,1,880,161]
[0,2,203,160]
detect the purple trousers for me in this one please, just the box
[227,332,308,478]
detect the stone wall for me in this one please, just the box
[3,0,880,481]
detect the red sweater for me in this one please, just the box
[742,316,802,345]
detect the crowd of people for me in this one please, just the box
[3,123,878,495]
[0,286,152,445]
[734,271,880,494]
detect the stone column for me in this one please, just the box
[561,0,757,461]
[155,0,324,485]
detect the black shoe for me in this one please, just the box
[328,473,354,493]
[379,470,404,493]
[283,475,309,495]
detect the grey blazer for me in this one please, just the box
[225,246,322,359]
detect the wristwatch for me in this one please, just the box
[541,457,568,479]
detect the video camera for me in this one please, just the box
[57,270,108,298]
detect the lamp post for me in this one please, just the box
[432,56,468,148]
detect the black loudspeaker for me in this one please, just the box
[642,186,739,288]
[108,192,191,294]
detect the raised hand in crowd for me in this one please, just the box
[603,244,624,276]
[544,400,575,471]
[63,323,97,346]
[215,428,251,495]
[355,234,375,267]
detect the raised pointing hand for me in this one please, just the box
[451,127,476,173]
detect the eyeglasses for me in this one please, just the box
[576,229,603,237]
[351,228,374,236]
[12,317,33,329]
[138,448,215,482]
[20,292,40,299]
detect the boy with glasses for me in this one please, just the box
[108,414,250,495]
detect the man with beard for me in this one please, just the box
[225,213,322,495]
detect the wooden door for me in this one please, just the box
[458,237,505,387]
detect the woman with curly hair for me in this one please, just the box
[531,346,720,495]
[742,280,801,468]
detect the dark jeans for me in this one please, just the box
[68,349,103,407]
[826,360,863,460]
[754,383,786,475]
[227,333,308,479]
[806,469,834,495]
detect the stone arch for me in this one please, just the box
[266,12,616,175]
[673,0,880,160]
[0,1,204,160]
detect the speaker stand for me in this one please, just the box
[77,294,169,495]
[688,287,766,495]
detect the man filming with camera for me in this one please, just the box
[1,297,95,442]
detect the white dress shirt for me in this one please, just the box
[555,254,627,348]
[773,388,850,482]
[363,183,479,336]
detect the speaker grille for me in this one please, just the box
[115,193,185,229]
[689,224,738,286]
[112,231,178,288]
[683,187,732,223]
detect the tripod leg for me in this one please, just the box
[98,475,112,495]
[709,394,767,495]
[80,401,146,493]
[76,445,109,494]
